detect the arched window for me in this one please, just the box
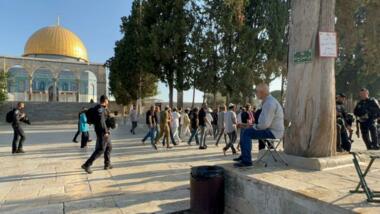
[7,66,29,93]
[32,68,53,92]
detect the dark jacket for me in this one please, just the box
[354,98,380,123]
[12,109,25,127]
[336,100,349,123]
[94,104,109,133]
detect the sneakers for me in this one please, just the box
[104,165,113,170]
[81,164,93,174]
[233,157,242,162]
[151,143,158,150]
[16,149,25,153]
[72,140,78,143]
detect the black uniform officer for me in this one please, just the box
[12,102,29,154]
[354,88,380,150]
[82,95,112,174]
[336,93,351,152]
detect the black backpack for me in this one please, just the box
[6,109,15,123]
[85,107,98,125]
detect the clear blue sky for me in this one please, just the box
[0,0,279,103]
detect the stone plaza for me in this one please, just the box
[0,123,379,214]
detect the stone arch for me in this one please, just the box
[58,70,77,102]
[79,70,97,102]
[32,68,54,102]
[7,65,29,101]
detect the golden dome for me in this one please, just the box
[23,25,88,62]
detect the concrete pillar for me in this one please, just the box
[28,75,33,101]
[53,78,58,102]
[76,79,80,102]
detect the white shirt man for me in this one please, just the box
[223,104,238,154]
[235,83,284,167]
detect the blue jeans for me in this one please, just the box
[241,128,275,164]
[199,125,207,147]
[188,128,200,145]
[142,126,156,145]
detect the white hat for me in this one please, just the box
[208,108,213,112]
[228,103,235,108]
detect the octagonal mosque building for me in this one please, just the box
[0,24,106,103]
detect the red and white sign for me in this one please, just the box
[319,32,338,58]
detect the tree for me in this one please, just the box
[284,0,336,157]
[143,0,193,107]
[107,1,158,106]
[197,0,288,105]
[335,0,380,99]
[0,71,7,103]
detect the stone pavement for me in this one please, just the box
[0,123,379,214]
[0,124,232,214]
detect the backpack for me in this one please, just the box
[6,109,15,123]
[85,107,98,125]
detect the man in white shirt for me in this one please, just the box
[223,103,238,155]
[234,83,284,167]
[171,108,181,143]
[130,105,138,135]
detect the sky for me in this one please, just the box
[0,0,280,103]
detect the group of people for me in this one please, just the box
[141,105,191,149]
[137,83,285,167]
[337,88,380,152]
[8,84,380,171]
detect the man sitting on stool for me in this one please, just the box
[234,83,284,167]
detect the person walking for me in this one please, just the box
[155,106,171,149]
[72,110,81,143]
[198,104,209,149]
[215,105,227,146]
[223,103,238,155]
[10,102,30,154]
[142,106,157,149]
[211,108,218,139]
[79,109,90,149]
[188,107,200,145]
[354,88,380,150]
[171,107,181,143]
[206,108,214,137]
[182,108,191,137]
[162,108,178,146]
[82,95,113,174]
[130,105,138,135]
[178,107,183,138]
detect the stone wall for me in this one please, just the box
[223,168,353,214]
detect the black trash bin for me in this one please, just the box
[190,166,224,214]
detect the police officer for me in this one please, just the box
[11,102,29,154]
[336,93,351,151]
[82,95,112,174]
[354,88,380,150]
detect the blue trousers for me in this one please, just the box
[188,128,200,145]
[241,128,275,164]
[143,127,156,145]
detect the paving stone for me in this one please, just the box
[0,124,379,213]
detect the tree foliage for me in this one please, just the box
[110,0,289,106]
[142,0,193,107]
[192,0,288,105]
[336,0,380,98]
[0,71,7,103]
[107,1,158,105]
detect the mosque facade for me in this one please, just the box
[0,24,106,103]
